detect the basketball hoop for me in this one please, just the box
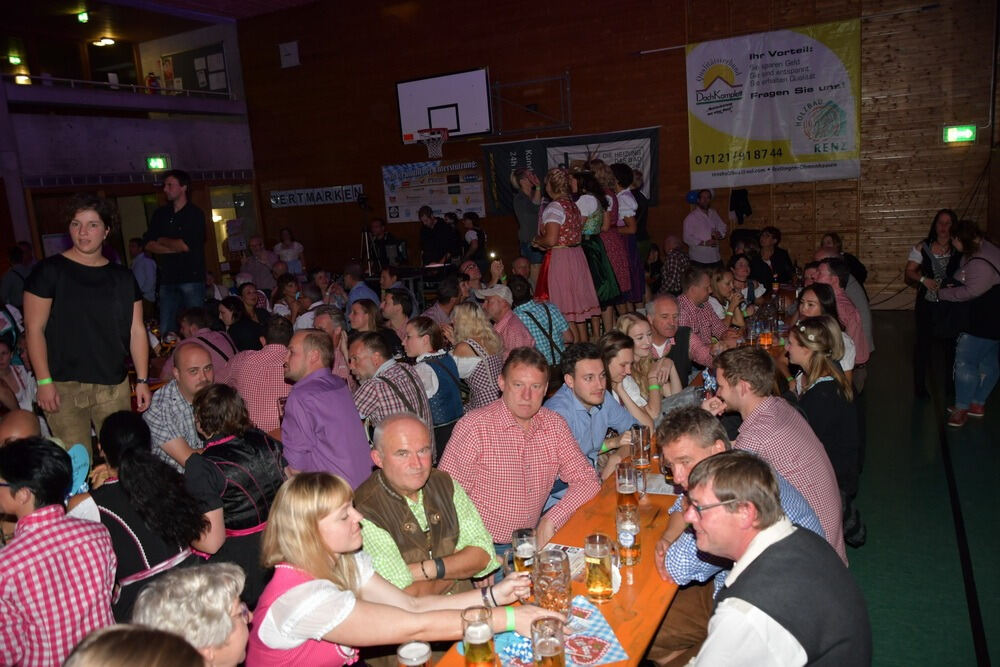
[416,128,448,158]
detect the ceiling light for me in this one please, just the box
[93,37,114,46]
[14,75,30,85]
[8,55,21,65]
[77,11,89,23]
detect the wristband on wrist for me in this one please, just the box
[786,376,795,384]
[419,560,431,580]
[489,586,499,607]
[481,586,492,607]
[135,378,149,384]
[648,384,661,391]
[505,606,516,632]
[725,311,734,316]
[37,378,53,386]
[434,557,445,579]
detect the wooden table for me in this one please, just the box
[436,474,678,667]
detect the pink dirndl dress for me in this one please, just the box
[598,191,631,296]
[540,199,600,322]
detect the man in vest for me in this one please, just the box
[684,451,871,665]
[647,293,693,386]
[355,413,498,595]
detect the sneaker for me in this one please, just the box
[968,403,985,417]
[947,409,968,427]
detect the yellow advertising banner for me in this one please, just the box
[686,20,861,188]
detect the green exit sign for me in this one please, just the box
[145,154,170,170]
[943,125,976,143]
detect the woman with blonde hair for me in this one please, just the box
[615,313,681,421]
[707,267,746,330]
[447,301,504,409]
[247,473,555,666]
[531,167,600,343]
[597,331,654,429]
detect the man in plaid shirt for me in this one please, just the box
[0,438,116,666]
[677,266,739,368]
[226,314,293,433]
[509,275,571,366]
[440,347,601,548]
[659,235,690,295]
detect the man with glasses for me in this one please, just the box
[682,451,870,665]
[646,408,823,666]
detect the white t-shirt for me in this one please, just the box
[576,194,600,218]
[257,552,376,649]
[616,189,637,223]
[541,201,567,226]
[274,241,304,263]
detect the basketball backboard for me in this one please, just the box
[397,67,492,143]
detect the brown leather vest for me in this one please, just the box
[355,468,471,593]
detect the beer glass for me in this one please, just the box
[503,528,537,601]
[531,617,566,667]
[660,457,675,486]
[397,641,431,667]
[616,504,641,566]
[631,425,651,469]
[461,606,496,667]
[532,549,571,613]
[584,533,618,603]
[615,462,639,509]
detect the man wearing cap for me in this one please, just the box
[476,284,534,360]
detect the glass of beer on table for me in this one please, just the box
[631,425,651,469]
[533,549,571,614]
[503,528,537,600]
[584,533,618,603]
[397,641,431,667]
[532,617,566,667]
[616,504,641,566]
[461,606,496,667]
[616,462,640,509]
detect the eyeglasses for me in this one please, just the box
[234,601,251,624]
[685,495,740,518]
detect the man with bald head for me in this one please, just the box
[0,409,41,444]
[648,293,692,385]
[355,413,498,595]
[143,342,214,471]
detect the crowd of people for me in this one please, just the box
[0,165,994,665]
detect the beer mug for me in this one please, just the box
[532,549,571,613]
[660,457,675,487]
[616,504,641,566]
[503,528,537,601]
[631,425,651,469]
[397,641,431,667]
[461,606,496,667]
[531,617,566,667]
[615,462,639,509]
[584,533,619,604]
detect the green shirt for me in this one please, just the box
[360,479,499,589]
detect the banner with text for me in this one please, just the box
[686,20,860,188]
[382,160,486,223]
[481,127,659,216]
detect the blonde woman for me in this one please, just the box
[598,331,654,429]
[707,267,746,330]
[246,473,555,666]
[447,301,504,409]
[615,313,681,421]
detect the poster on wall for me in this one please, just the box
[481,127,659,216]
[381,161,486,223]
[686,20,860,188]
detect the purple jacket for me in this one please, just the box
[280,368,372,488]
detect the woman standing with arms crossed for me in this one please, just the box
[23,194,151,455]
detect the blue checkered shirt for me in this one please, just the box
[514,299,569,365]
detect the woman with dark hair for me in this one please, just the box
[23,194,150,456]
[67,411,205,620]
[460,212,487,264]
[403,316,463,457]
[598,330,654,429]
[575,169,620,340]
[186,384,287,605]
[611,162,644,311]
[751,226,795,285]
[271,273,302,322]
[588,159,631,315]
[274,227,306,278]
[904,208,962,398]
[934,219,1000,426]
[822,231,868,285]
[728,253,765,313]
[219,295,262,352]
[794,282,855,385]
[348,298,403,357]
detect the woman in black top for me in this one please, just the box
[751,226,795,286]
[186,384,286,606]
[67,411,206,620]
[219,295,263,352]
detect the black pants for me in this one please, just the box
[913,298,955,395]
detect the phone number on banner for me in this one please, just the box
[693,148,784,165]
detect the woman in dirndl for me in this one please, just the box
[532,168,600,344]
[574,169,621,341]
[588,160,632,313]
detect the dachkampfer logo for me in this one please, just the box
[695,58,744,105]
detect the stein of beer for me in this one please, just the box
[616,504,641,566]
[531,617,566,667]
[616,462,639,509]
[584,533,618,603]
[461,606,496,667]
[532,549,571,613]
[631,425,651,469]
[397,641,432,667]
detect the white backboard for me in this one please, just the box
[397,67,492,142]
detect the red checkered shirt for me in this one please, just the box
[494,310,535,360]
[0,505,116,667]
[677,294,728,367]
[353,359,433,434]
[226,343,291,433]
[735,396,847,564]
[835,291,870,365]
[439,399,601,543]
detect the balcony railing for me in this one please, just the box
[2,73,236,100]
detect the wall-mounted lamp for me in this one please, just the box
[92,37,115,46]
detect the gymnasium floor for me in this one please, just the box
[850,311,998,665]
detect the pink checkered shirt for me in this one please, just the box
[677,294,728,367]
[494,310,535,359]
[439,399,601,543]
[226,343,291,433]
[735,396,848,563]
[0,505,116,667]
[835,291,870,364]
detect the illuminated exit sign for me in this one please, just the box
[943,125,976,143]
[146,154,171,170]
